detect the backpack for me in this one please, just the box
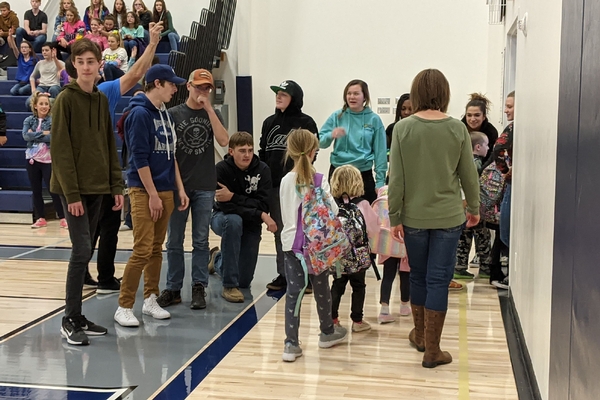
[479,162,505,224]
[336,196,372,274]
[370,186,407,258]
[292,173,350,277]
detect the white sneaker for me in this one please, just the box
[114,306,140,327]
[143,294,171,320]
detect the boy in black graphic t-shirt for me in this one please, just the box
[157,69,229,310]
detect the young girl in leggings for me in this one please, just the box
[22,92,67,229]
[279,129,348,362]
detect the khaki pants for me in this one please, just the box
[118,188,174,308]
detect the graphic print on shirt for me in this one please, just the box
[176,115,213,156]
[153,118,175,155]
[265,125,290,152]
[245,174,261,194]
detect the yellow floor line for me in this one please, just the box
[458,288,470,399]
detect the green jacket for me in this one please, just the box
[50,81,123,203]
[388,115,480,229]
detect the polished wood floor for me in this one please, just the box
[0,221,518,399]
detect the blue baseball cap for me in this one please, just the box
[145,64,186,85]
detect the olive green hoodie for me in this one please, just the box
[388,115,480,229]
[50,81,123,204]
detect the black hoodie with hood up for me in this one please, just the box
[259,80,318,188]
[214,154,272,227]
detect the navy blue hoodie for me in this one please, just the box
[125,94,177,192]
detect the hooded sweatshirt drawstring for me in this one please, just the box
[157,104,176,160]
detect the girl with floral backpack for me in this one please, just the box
[279,129,349,362]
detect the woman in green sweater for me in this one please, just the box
[152,0,179,51]
[388,69,480,369]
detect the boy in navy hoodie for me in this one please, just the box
[212,131,275,303]
[114,64,189,328]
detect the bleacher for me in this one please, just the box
[0,0,236,221]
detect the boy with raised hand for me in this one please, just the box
[50,38,124,346]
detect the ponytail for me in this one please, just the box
[285,129,319,187]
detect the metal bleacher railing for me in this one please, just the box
[167,0,236,108]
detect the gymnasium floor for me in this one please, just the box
[0,222,518,399]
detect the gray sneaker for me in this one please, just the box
[318,325,348,348]
[282,342,303,362]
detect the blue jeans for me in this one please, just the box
[403,224,463,312]
[16,28,47,53]
[123,39,138,57]
[166,190,214,289]
[500,183,511,247]
[11,82,31,96]
[210,211,262,288]
[166,32,179,51]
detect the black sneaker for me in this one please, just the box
[190,284,207,310]
[266,274,287,291]
[76,315,108,336]
[97,277,121,294]
[156,289,181,307]
[84,275,98,289]
[61,317,90,345]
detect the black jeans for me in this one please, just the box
[328,165,377,203]
[61,194,103,318]
[90,194,121,284]
[488,223,508,283]
[26,161,64,220]
[331,269,367,322]
[379,257,410,304]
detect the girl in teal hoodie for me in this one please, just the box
[320,79,387,203]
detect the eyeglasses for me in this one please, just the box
[191,84,212,93]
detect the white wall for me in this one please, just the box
[233,0,493,172]
[501,1,562,399]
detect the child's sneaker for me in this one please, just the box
[378,313,395,324]
[59,218,68,229]
[352,320,372,332]
[282,342,303,362]
[400,303,412,317]
[319,324,348,348]
[453,269,474,279]
[31,218,47,229]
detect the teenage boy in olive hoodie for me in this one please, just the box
[50,38,124,346]
[258,80,318,291]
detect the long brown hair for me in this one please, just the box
[285,129,319,187]
[113,0,128,24]
[152,0,169,30]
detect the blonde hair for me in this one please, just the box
[285,129,319,187]
[30,92,51,117]
[108,32,122,47]
[330,165,365,198]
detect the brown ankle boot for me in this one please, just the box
[408,304,425,352]
[422,309,452,368]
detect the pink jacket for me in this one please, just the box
[57,20,86,44]
[85,32,108,51]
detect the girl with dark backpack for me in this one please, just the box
[330,165,379,333]
[279,129,348,362]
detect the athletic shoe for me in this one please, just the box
[156,289,181,307]
[318,325,348,348]
[453,269,475,279]
[266,274,287,291]
[75,315,107,336]
[97,278,121,294]
[221,287,244,303]
[61,317,90,345]
[400,303,412,316]
[377,313,395,324]
[119,224,132,231]
[352,320,372,332]
[114,306,140,327]
[190,284,207,310]
[492,277,510,290]
[31,218,47,229]
[143,294,171,319]
[83,275,98,289]
[282,342,303,362]
[59,218,68,229]
[449,280,464,291]
[208,246,219,275]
